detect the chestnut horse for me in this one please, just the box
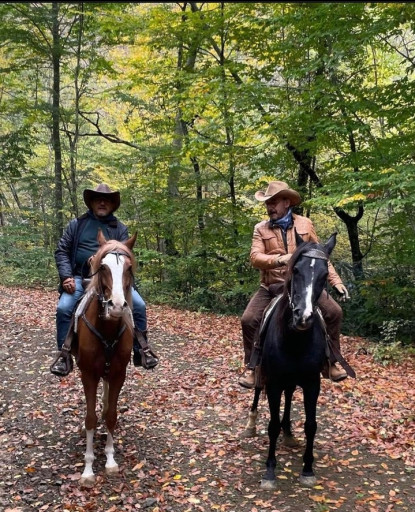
[74,229,137,486]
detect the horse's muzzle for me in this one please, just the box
[292,309,314,331]
[105,299,128,318]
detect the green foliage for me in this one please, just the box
[0,223,57,288]
[1,2,415,346]
[0,128,35,179]
[369,340,415,366]
[341,270,415,343]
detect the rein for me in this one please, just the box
[81,312,127,376]
[288,249,328,311]
[82,249,133,376]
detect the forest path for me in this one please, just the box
[0,285,414,511]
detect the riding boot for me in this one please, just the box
[50,318,75,377]
[133,329,159,369]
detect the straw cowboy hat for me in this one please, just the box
[254,180,301,206]
[83,183,121,212]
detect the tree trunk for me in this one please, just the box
[52,2,64,242]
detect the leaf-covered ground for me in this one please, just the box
[0,285,414,512]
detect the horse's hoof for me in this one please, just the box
[241,427,257,439]
[79,475,95,487]
[282,434,299,447]
[260,478,277,490]
[299,474,317,487]
[105,464,119,475]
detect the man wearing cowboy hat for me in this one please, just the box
[238,180,350,388]
[50,183,158,376]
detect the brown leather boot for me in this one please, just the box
[329,362,347,382]
[238,369,255,389]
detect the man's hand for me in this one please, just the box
[275,253,292,267]
[62,277,76,294]
[334,283,350,302]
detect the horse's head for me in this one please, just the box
[287,233,337,331]
[90,229,137,320]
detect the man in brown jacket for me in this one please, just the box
[239,180,350,389]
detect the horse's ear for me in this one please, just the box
[324,232,337,256]
[124,232,137,251]
[295,228,304,247]
[97,228,108,246]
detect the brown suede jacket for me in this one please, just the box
[250,213,343,288]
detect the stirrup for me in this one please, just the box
[50,352,73,377]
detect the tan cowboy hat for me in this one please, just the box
[254,180,301,206]
[83,183,121,212]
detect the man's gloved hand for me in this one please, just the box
[275,253,292,267]
[334,283,350,302]
[62,277,76,294]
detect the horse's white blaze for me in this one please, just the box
[303,259,315,320]
[102,253,126,308]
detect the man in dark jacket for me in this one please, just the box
[50,183,158,376]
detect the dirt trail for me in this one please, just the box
[0,285,414,511]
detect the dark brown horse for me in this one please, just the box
[250,233,338,490]
[73,229,137,486]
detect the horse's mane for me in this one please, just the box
[285,241,323,285]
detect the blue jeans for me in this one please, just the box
[56,276,147,350]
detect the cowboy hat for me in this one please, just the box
[83,183,120,212]
[254,180,301,206]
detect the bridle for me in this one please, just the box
[82,249,134,375]
[288,248,328,312]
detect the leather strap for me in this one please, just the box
[317,308,356,378]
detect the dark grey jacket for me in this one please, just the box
[54,211,129,284]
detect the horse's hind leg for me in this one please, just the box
[281,385,299,447]
[242,386,262,438]
[102,380,109,420]
[300,379,320,487]
[261,385,282,490]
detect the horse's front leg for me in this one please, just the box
[261,385,282,490]
[80,375,99,487]
[281,385,299,447]
[103,370,127,475]
[242,386,262,438]
[300,377,320,487]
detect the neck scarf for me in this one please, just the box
[270,208,293,232]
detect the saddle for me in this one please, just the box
[248,295,356,379]
[50,289,158,376]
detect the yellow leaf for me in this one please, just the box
[188,497,200,504]
[173,474,182,480]
[309,495,326,503]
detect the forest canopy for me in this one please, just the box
[0,2,414,343]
